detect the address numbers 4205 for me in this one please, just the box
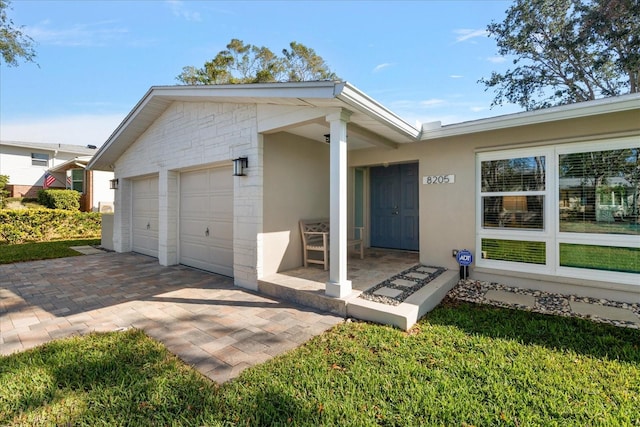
[422,174,455,185]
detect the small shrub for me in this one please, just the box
[37,189,81,211]
[0,210,101,244]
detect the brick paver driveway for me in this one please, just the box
[0,252,343,383]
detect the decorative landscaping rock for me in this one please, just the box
[449,279,640,329]
[359,264,446,306]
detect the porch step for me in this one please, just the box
[345,270,459,330]
[258,274,347,316]
[258,269,460,330]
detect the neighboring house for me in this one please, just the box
[87,82,640,304]
[0,141,114,212]
[47,156,115,213]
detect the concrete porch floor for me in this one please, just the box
[258,248,460,329]
[264,248,421,292]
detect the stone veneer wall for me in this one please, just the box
[112,101,262,291]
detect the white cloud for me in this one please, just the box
[449,75,464,79]
[454,29,488,43]
[419,99,446,108]
[373,63,393,73]
[0,114,126,147]
[470,106,486,112]
[487,56,507,63]
[27,20,129,47]
[166,0,202,22]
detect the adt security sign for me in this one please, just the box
[456,249,473,266]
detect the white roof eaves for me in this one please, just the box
[87,81,424,170]
[1,140,96,155]
[87,82,346,170]
[336,83,421,140]
[87,86,156,170]
[150,80,341,100]
[49,156,91,172]
[419,93,640,140]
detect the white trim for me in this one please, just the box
[476,138,640,286]
[421,93,640,140]
[326,109,353,298]
[337,84,420,140]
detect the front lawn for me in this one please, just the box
[0,238,101,264]
[1,301,638,425]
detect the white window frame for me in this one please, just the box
[554,137,639,285]
[476,137,639,286]
[70,168,84,193]
[476,147,555,275]
[31,152,49,167]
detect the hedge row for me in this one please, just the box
[37,189,81,211]
[0,209,102,244]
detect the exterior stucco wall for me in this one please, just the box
[261,132,330,276]
[113,101,262,290]
[349,110,640,301]
[91,170,115,211]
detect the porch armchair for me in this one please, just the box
[299,219,364,270]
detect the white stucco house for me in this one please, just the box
[0,140,114,212]
[87,81,640,308]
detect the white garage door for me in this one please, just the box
[180,166,233,277]
[132,175,159,258]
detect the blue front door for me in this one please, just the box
[370,163,419,251]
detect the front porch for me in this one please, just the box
[258,248,460,330]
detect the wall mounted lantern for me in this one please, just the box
[324,134,331,144]
[109,178,119,190]
[232,156,248,176]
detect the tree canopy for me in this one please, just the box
[177,39,338,85]
[481,0,640,110]
[0,0,36,67]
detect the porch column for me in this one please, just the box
[325,109,352,298]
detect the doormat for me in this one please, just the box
[359,264,446,306]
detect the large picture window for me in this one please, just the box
[477,138,639,285]
[558,147,639,236]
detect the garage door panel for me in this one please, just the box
[208,222,232,241]
[182,194,209,214]
[180,166,233,277]
[181,219,209,236]
[132,176,159,258]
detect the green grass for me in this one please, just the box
[1,302,638,426]
[560,243,640,274]
[0,238,101,264]
[482,238,546,264]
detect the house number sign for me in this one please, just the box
[422,174,455,185]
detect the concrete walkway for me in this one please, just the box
[0,252,343,383]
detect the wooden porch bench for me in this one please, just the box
[299,219,364,270]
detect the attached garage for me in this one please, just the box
[179,165,234,277]
[131,175,159,258]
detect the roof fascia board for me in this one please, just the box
[49,158,89,172]
[151,81,340,101]
[87,82,344,170]
[420,94,640,140]
[87,86,157,170]
[336,83,420,140]
[1,140,93,155]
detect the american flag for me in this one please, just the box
[43,172,56,189]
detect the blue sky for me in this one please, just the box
[1,0,520,146]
